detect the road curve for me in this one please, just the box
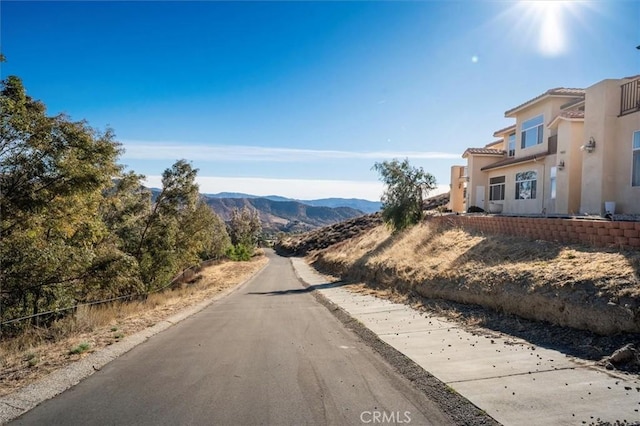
[12,250,454,425]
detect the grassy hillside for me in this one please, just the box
[278,217,640,337]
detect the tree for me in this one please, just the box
[134,160,200,291]
[227,206,262,260]
[0,75,130,326]
[372,158,437,232]
[132,160,231,290]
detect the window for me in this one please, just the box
[633,131,640,187]
[550,167,557,199]
[489,176,505,201]
[521,115,544,149]
[508,133,515,157]
[515,171,537,199]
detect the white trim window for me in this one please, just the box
[550,166,557,199]
[633,131,640,187]
[508,133,516,157]
[515,171,537,199]
[489,176,505,201]
[521,115,544,149]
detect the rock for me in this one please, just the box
[607,343,638,365]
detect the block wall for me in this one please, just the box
[430,215,640,250]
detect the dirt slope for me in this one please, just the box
[277,217,640,336]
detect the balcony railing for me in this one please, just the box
[620,78,640,116]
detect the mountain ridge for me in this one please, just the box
[203,192,381,214]
[203,197,365,235]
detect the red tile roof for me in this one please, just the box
[462,148,506,158]
[505,88,585,117]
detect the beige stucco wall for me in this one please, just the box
[554,120,584,214]
[486,161,547,214]
[465,155,504,211]
[510,98,571,158]
[581,78,640,214]
[448,165,466,213]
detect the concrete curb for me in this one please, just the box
[0,259,270,425]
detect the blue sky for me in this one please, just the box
[2,1,639,200]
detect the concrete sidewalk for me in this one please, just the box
[291,258,640,426]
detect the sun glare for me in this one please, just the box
[535,1,567,56]
[515,0,588,57]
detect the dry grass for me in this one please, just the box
[0,255,268,397]
[315,222,640,298]
[309,221,640,334]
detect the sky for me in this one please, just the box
[1,1,639,201]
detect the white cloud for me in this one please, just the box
[143,175,449,201]
[122,140,459,162]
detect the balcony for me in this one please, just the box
[620,77,640,116]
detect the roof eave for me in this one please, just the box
[492,124,516,137]
[548,115,585,130]
[505,94,584,118]
[481,152,549,171]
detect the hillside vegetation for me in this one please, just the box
[278,216,640,336]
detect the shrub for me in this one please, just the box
[467,205,485,213]
[225,243,252,261]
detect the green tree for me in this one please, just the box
[228,206,262,247]
[133,160,230,290]
[134,160,199,291]
[0,75,129,326]
[373,158,437,232]
[186,201,230,260]
[227,206,262,259]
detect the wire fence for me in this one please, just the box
[0,259,216,329]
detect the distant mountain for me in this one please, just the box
[204,192,381,213]
[299,198,381,214]
[203,197,365,235]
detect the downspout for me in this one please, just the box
[540,160,546,215]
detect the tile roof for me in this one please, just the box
[548,110,585,128]
[481,151,549,171]
[559,110,585,119]
[492,124,516,137]
[485,140,504,148]
[560,97,585,110]
[505,88,585,117]
[462,148,506,158]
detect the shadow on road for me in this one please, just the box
[247,281,349,296]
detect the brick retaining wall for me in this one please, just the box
[429,215,640,249]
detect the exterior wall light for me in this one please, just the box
[581,137,596,153]
[557,160,565,170]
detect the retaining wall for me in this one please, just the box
[430,215,640,249]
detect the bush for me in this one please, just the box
[467,205,485,213]
[226,243,253,261]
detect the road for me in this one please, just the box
[12,250,453,425]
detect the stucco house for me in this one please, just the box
[450,75,640,216]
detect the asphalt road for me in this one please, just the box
[12,251,454,425]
